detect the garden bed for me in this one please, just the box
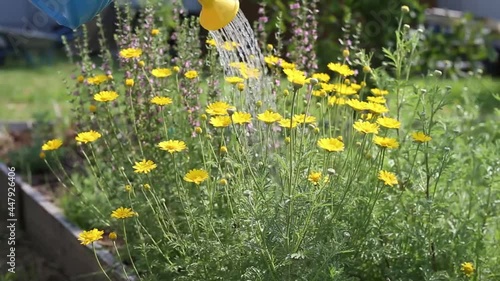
[0,122,130,281]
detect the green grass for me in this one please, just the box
[411,76,500,114]
[0,60,74,121]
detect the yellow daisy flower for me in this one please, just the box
[133,159,157,174]
[210,116,232,128]
[41,139,63,151]
[157,140,187,154]
[184,70,198,79]
[278,118,299,129]
[223,41,238,51]
[206,101,232,116]
[353,120,379,134]
[317,137,345,152]
[151,68,173,78]
[231,112,252,125]
[346,99,370,111]
[225,76,245,84]
[327,63,355,76]
[378,170,398,186]
[283,68,306,87]
[257,110,282,124]
[312,73,330,82]
[150,96,173,106]
[94,91,118,102]
[293,114,316,124]
[367,96,386,104]
[264,55,279,66]
[333,84,358,95]
[377,117,401,129]
[308,171,322,185]
[75,130,102,143]
[78,228,104,245]
[206,38,216,46]
[312,89,327,97]
[119,48,142,59]
[366,102,389,114]
[111,207,137,219]
[328,96,347,106]
[321,83,336,93]
[373,136,399,149]
[412,131,432,143]
[371,88,389,96]
[460,262,474,277]
[281,61,296,70]
[86,74,109,85]
[239,66,261,79]
[183,169,209,185]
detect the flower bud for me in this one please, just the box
[173,66,180,73]
[227,107,236,116]
[363,66,372,73]
[342,49,350,58]
[266,44,274,51]
[89,105,97,113]
[125,79,134,87]
[309,78,319,85]
[77,75,84,83]
[151,29,160,36]
[237,83,245,92]
[283,89,290,97]
[401,5,410,13]
[219,178,228,185]
[109,232,117,240]
[195,127,203,134]
[138,61,145,68]
[220,146,228,154]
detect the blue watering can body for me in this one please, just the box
[30,0,114,30]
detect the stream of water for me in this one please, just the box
[209,10,272,112]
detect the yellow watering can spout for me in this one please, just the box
[198,0,240,31]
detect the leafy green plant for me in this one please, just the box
[40,1,500,280]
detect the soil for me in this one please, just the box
[0,218,69,281]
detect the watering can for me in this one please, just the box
[30,0,239,31]
[198,0,239,31]
[30,0,113,30]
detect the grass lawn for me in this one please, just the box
[0,59,75,121]
[411,75,500,115]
